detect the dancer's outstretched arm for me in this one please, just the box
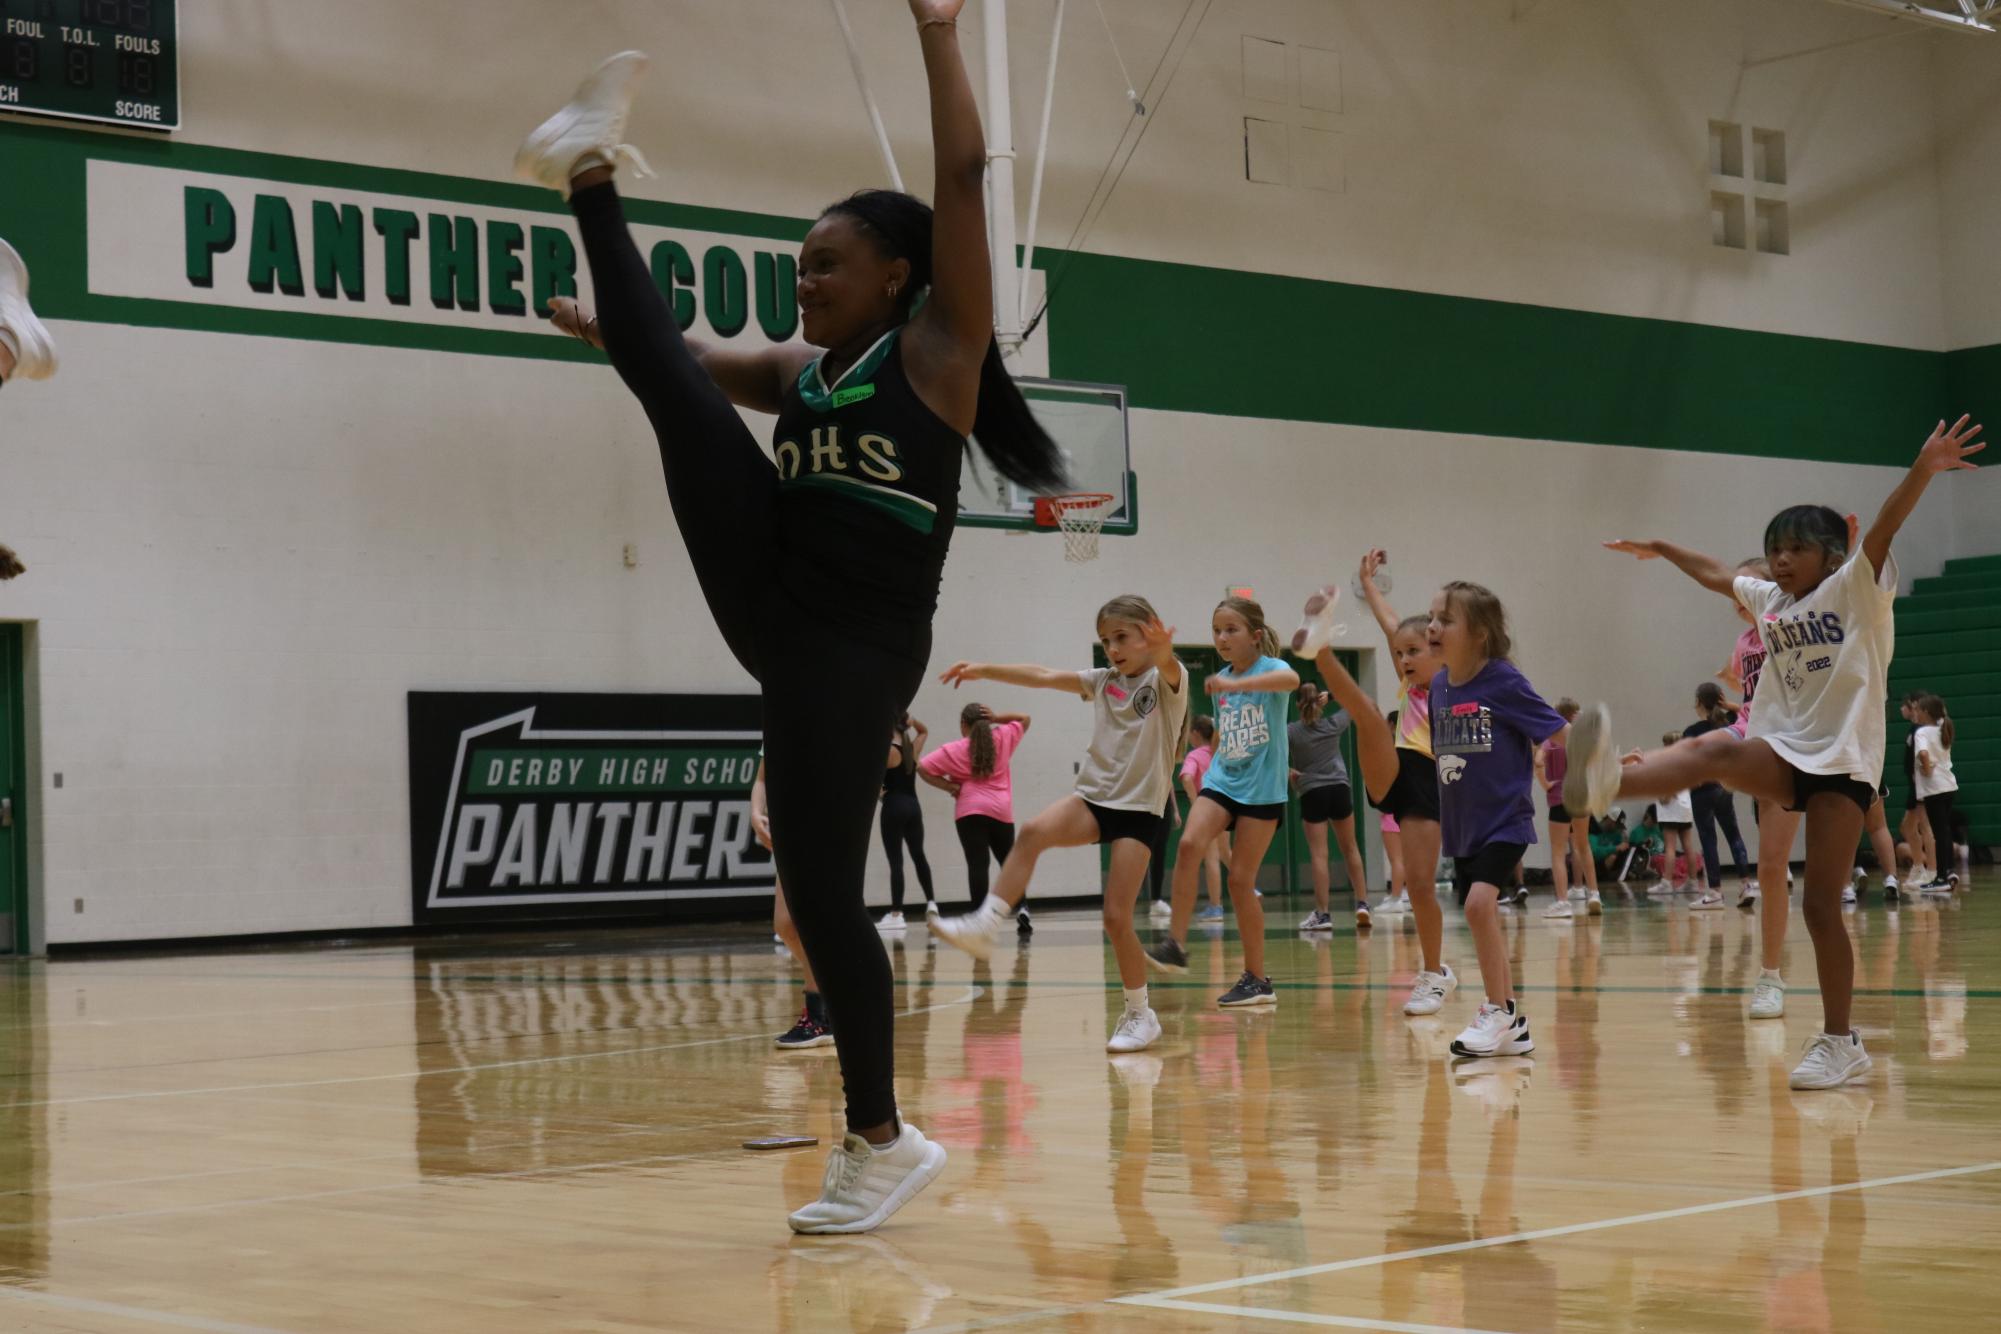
[941,661,1091,697]
[1601,539,1735,598]
[901,0,991,434]
[548,295,808,413]
[1357,549,1401,651]
[1862,416,1983,572]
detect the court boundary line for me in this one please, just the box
[1110,1159,2001,1323]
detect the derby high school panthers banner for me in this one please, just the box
[408,691,771,924]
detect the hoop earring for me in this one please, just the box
[887,283,900,300]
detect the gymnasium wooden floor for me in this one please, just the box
[0,878,1993,1333]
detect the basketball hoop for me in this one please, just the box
[1034,492,1116,563]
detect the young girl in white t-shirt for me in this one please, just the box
[929,595,1188,1055]
[1567,416,1985,1092]
[1913,692,1961,895]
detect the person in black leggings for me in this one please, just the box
[517,2,1064,1235]
[880,714,937,928]
[1682,685,1749,899]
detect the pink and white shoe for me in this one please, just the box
[1289,585,1344,657]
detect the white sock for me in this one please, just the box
[1123,985,1148,1013]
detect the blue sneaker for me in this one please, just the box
[1196,904,1225,922]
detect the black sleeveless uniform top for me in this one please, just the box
[770,327,965,640]
[883,745,918,798]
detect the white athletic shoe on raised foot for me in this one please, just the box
[1403,964,1456,1016]
[515,51,656,197]
[1749,973,1786,1020]
[928,905,1004,961]
[1289,585,1344,657]
[878,911,906,932]
[0,239,57,382]
[788,1123,948,1235]
[1562,702,1623,818]
[1106,1005,1162,1053]
[925,899,942,917]
[1542,900,1574,919]
[1788,1032,1872,1091]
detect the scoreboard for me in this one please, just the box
[0,0,177,132]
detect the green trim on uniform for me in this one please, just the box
[783,472,937,533]
[797,326,901,414]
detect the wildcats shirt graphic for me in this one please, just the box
[408,692,772,923]
[1434,700,1496,755]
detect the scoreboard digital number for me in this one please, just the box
[0,0,177,132]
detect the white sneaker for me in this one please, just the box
[925,900,942,917]
[1106,1005,1162,1053]
[1738,882,1760,908]
[0,239,57,382]
[1375,895,1406,915]
[1450,1003,1534,1058]
[1840,884,1857,906]
[1749,973,1786,1019]
[1403,964,1456,1016]
[787,1123,948,1234]
[1289,585,1344,657]
[1566,887,1587,901]
[514,51,656,197]
[878,911,906,931]
[1562,702,1621,817]
[1542,901,1574,919]
[1148,898,1172,922]
[1691,892,1725,912]
[1585,893,1603,916]
[928,905,1004,960]
[1299,910,1334,932]
[1646,880,1674,897]
[1788,1032,1872,1091]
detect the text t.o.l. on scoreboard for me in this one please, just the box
[0,0,177,132]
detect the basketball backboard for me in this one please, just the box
[959,377,1136,536]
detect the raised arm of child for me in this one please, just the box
[1602,539,1736,598]
[1358,548,1401,650]
[986,711,1033,734]
[1863,416,1984,574]
[940,661,1092,698]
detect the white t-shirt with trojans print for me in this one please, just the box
[1733,550,1897,785]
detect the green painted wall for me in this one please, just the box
[2,120,1986,463]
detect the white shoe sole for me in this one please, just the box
[1563,702,1620,818]
[927,915,994,961]
[1789,1053,1872,1091]
[788,1140,948,1235]
[0,237,58,381]
[1289,585,1343,657]
[1218,993,1278,1009]
[514,51,654,196]
[775,1034,836,1050]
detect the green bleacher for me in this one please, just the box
[1887,552,2001,848]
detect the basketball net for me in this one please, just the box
[1050,493,1114,564]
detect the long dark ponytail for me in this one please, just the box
[961,703,997,779]
[821,191,1069,494]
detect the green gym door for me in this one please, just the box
[0,625,21,953]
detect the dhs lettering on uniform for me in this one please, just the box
[773,425,904,482]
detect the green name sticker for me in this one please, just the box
[831,384,876,408]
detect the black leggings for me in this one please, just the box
[1924,792,1956,872]
[1146,795,1177,901]
[575,184,922,1132]
[880,793,936,910]
[955,815,1016,909]
[1690,784,1748,888]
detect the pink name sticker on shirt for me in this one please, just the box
[1451,702,1481,716]
[1105,683,1128,702]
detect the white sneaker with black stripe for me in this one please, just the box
[1788,1032,1872,1090]
[1450,1002,1534,1058]
[1403,964,1457,1016]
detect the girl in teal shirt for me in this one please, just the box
[1148,595,1300,1008]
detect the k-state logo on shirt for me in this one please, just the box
[1132,685,1158,718]
[1438,755,1468,785]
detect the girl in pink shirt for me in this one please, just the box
[1170,716,1228,919]
[920,704,1031,918]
